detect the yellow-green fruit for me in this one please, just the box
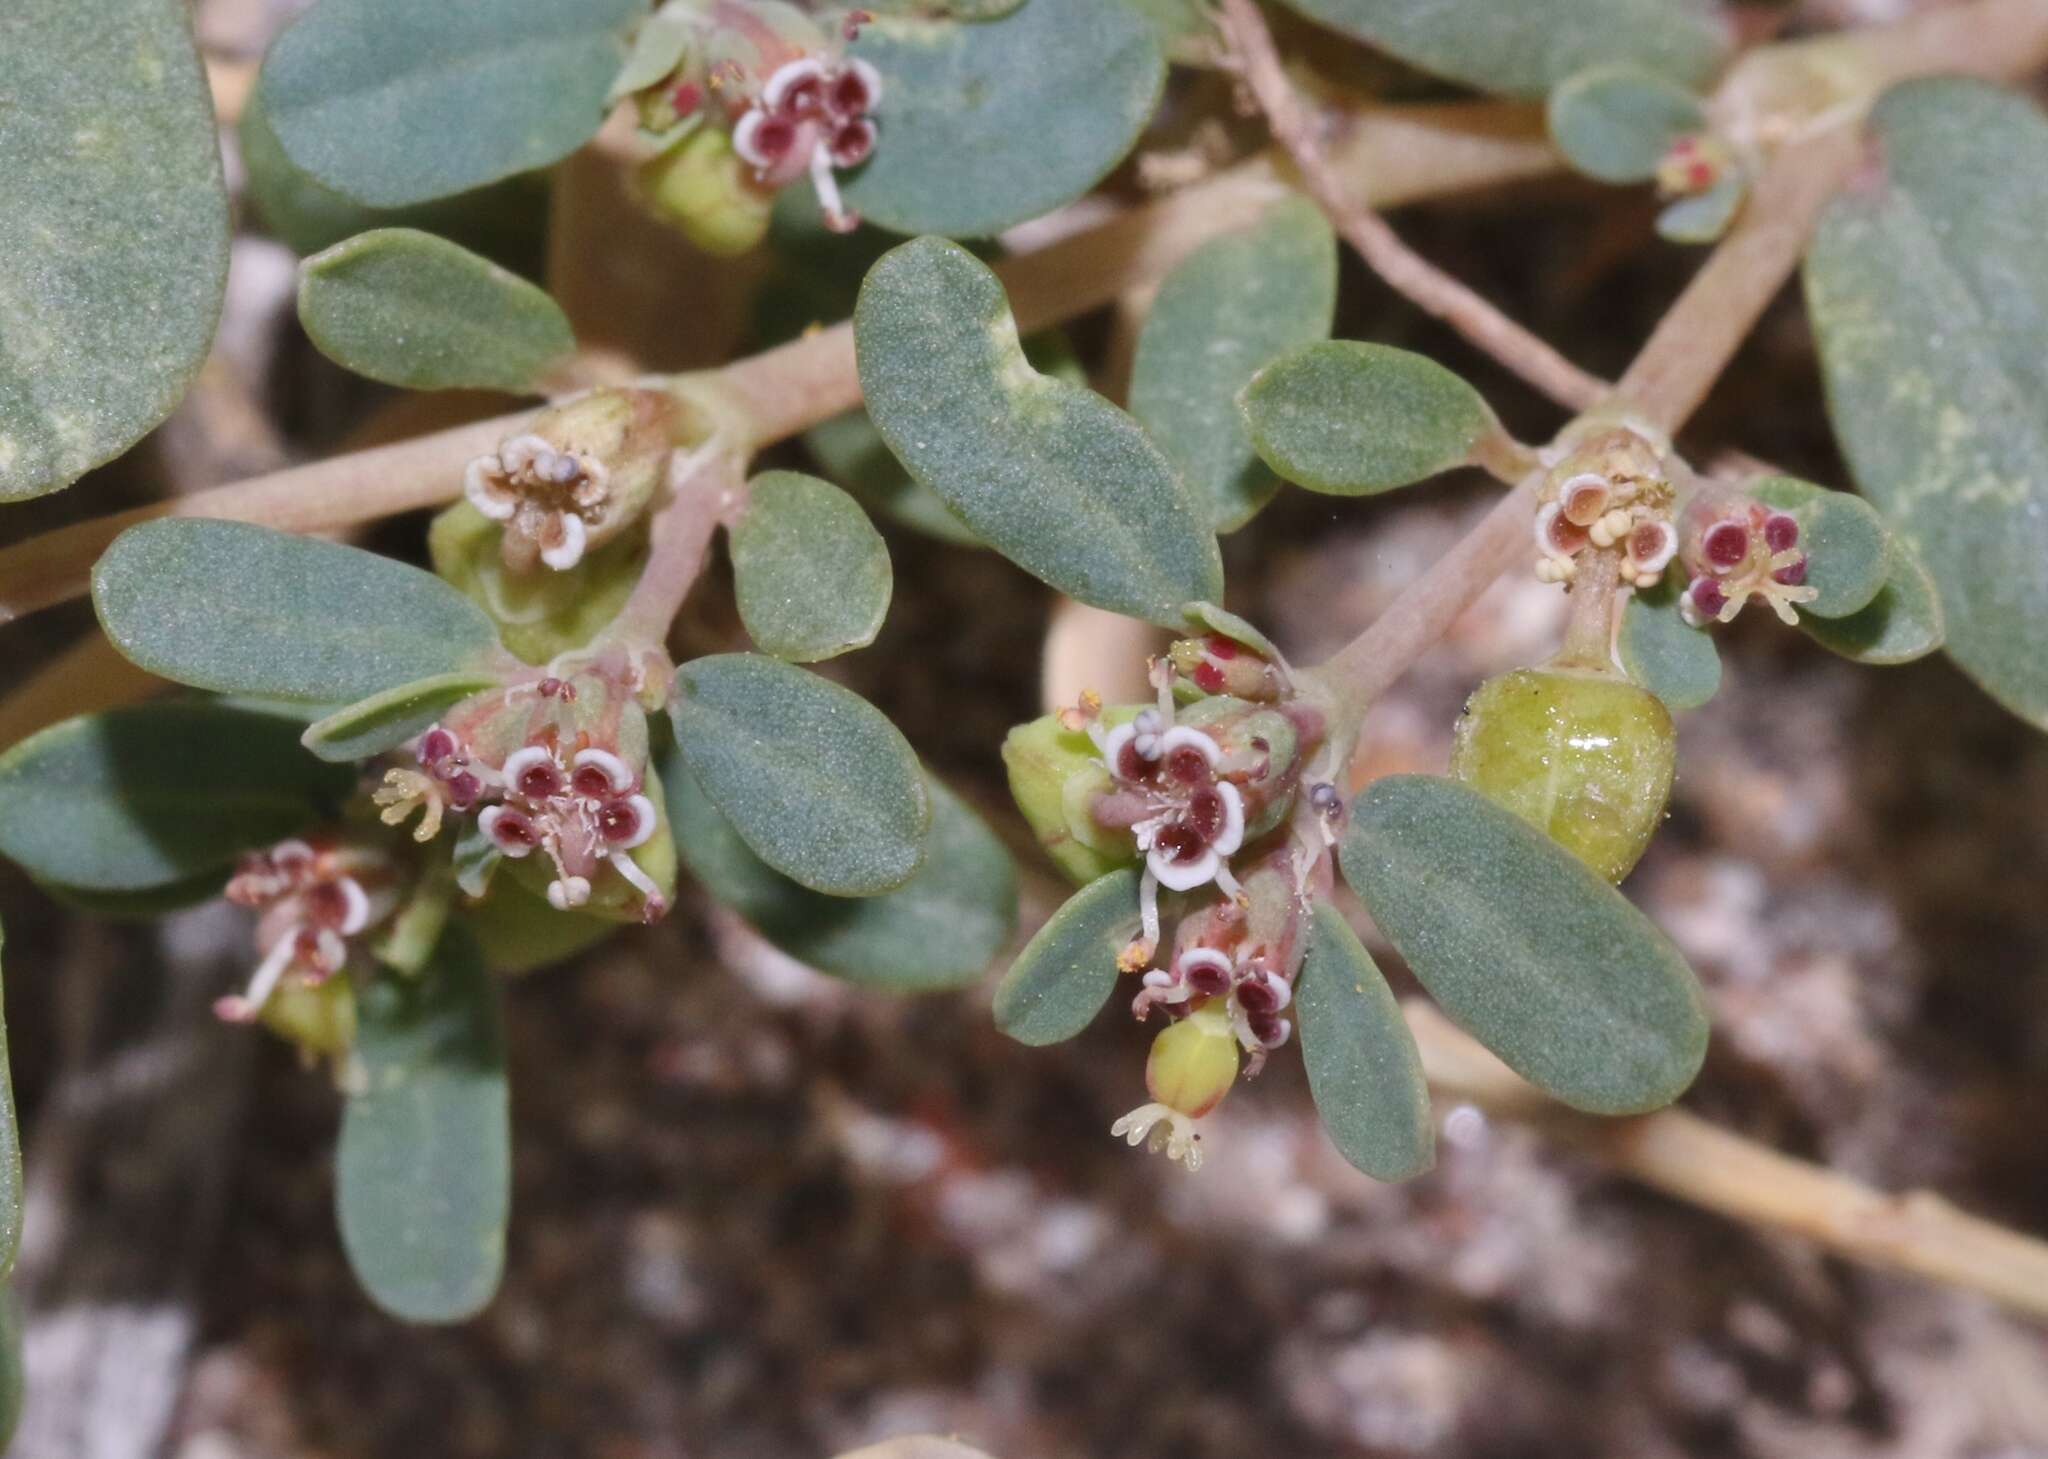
[637,129,773,257]
[261,973,357,1058]
[1450,668,1675,883]
[1001,708,1142,885]
[1146,1003,1240,1118]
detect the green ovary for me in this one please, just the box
[1450,668,1675,883]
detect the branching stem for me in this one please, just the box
[1216,0,1608,414]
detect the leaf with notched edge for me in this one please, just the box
[857,238,1223,626]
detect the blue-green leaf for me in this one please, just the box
[1804,78,2048,727]
[1341,774,1708,1115]
[663,753,1016,990]
[991,869,1139,1045]
[0,0,229,501]
[298,228,575,392]
[1618,576,1721,710]
[667,654,929,896]
[337,933,508,1324]
[840,0,1166,238]
[1547,64,1705,183]
[94,520,503,706]
[257,0,643,207]
[0,703,350,892]
[302,671,500,763]
[731,471,894,663]
[1800,533,1944,665]
[1273,0,1728,99]
[1130,198,1338,531]
[1241,341,1499,496]
[857,238,1223,626]
[1296,902,1434,1182]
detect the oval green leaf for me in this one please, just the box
[0,0,228,501]
[1547,64,1705,183]
[1800,534,1945,665]
[663,750,1017,990]
[93,519,502,706]
[256,0,642,207]
[1296,902,1435,1182]
[302,670,501,763]
[1618,576,1722,710]
[1273,0,1727,99]
[856,238,1223,625]
[337,933,508,1324]
[1804,78,2048,727]
[1242,341,1499,496]
[840,0,1166,238]
[991,869,1139,1045]
[667,654,929,896]
[298,228,574,392]
[731,471,894,662]
[1130,198,1338,531]
[1748,475,1889,620]
[1340,774,1708,1115]
[0,703,351,892]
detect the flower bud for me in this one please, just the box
[1167,633,1286,702]
[1145,1002,1240,1119]
[1450,667,1675,883]
[637,125,775,256]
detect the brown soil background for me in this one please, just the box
[2,1,2046,1455]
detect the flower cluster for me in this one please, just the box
[1079,688,1248,967]
[465,434,609,573]
[629,0,880,235]
[1655,133,1739,201]
[217,837,396,1025]
[1166,631,1288,702]
[462,390,676,575]
[1110,857,1315,1171]
[374,672,671,921]
[373,724,484,843]
[1676,489,1816,626]
[478,738,664,916]
[1532,433,1678,589]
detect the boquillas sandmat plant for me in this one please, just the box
[3,0,2048,1410]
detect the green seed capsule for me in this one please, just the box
[1449,668,1675,883]
[1000,708,1143,885]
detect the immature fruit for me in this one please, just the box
[638,128,774,257]
[1001,708,1142,885]
[1146,1001,1240,1118]
[1449,668,1675,883]
[261,973,357,1059]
